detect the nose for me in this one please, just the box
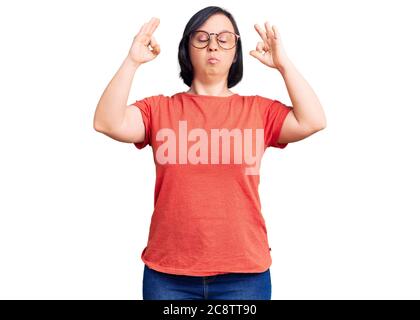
[208,35,219,51]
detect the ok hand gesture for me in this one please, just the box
[249,21,289,71]
[127,17,161,66]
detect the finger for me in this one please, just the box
[149,35,157,47]
[145,17,160,35]
[149,35,160,54]
[257,41,269,53]
[272,24,279,40]
[249,49,264,62]
[136,23,147,38]
[254,24,269,44]
[256,41,264,53]
[265,21,275,40]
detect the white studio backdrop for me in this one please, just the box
[0,0,419,299]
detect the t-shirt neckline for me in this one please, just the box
[179,91,239,98]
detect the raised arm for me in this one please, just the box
[93,17,161,143]
[250,21,326,145]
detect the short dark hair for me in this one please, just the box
[178,6,243,88]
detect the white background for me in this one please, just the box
[1,0,419,299]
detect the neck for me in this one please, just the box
[187,81,234,97]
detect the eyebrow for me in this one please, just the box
[199,29,234,33]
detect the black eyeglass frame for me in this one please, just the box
[189,30,241,50]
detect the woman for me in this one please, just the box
[93,6,326,300]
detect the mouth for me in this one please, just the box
[207,58,220,64]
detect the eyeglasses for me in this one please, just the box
[189,30,240,50]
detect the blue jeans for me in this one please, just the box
[142,264,271,300]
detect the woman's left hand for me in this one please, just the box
[249,21,289,71]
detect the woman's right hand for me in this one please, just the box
[127,17,161,66]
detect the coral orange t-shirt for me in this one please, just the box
[130,92,292,276]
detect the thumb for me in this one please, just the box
[249,50,264,62]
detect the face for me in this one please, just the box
[188,14,238,79]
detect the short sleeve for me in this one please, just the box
[260,96,293,149]
[129,96,155,150]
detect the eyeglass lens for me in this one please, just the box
[191,31,237,49]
